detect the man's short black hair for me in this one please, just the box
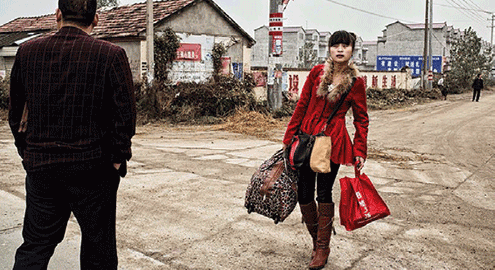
[329,30,357,51]
[58,0,97,27]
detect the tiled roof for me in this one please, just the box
[0,0,254,45]
[93,0,196,38]
[283,26,303,33]
[305,29,319,34]
[0,0,195,38]
[0,14,57,33]
[385,21,447,30]
[0,31,57,47]
[406,22,447,30]
[362,41,377,45]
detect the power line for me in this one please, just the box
[446,0,486,24]
[450,0,485,23]
[458,0,489,19]
[324,0,417,24]
[464,0,490,14]
[434,2,492,14]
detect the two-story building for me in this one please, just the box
[251,26,370,69]
[369,21,460,76]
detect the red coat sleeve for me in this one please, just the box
[282,66,320,145]
[351,77,369,159]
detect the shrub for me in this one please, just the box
[272,98,297,118]
[154,28,180,83]
[135,74,259,124]
[366,87,442,110]
[0,75,9,109]
[212,43,227,80]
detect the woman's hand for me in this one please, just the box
[355,156,365,171]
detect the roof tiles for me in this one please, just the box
[0,0,196,38]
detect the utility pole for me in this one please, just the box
[428,0,433,89]
[267,0,283,111]
[422,0,429,90]
[146,0,154,84]
[489,13,494,46]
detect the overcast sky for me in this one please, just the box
[1,0,494,42]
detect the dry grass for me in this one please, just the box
[215,109,287,139]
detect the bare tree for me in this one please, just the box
[97,0,119,9]
[298,41,319,69]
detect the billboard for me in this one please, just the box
[376,55,442,77]
[176,43,202,61]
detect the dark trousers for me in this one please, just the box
[297,162,340,205]
[472,89,481,101]
[13,161,121,270]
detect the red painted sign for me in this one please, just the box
[176,43,201,61]
[269,13,283,56]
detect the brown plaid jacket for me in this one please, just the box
[9,26,136,171]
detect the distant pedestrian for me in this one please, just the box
[472,73,483,102]
[9,0,136,269]
[283,30,368,270]
[438,75,447,100]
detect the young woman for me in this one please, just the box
[283,30,369,269]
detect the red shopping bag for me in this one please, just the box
[339,167,390,231]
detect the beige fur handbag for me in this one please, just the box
[310,135,333,173]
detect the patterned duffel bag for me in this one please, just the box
[244,149,298,224]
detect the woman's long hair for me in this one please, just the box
[328,30,357,52]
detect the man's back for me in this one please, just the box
[10,2,135,268]
[9,26,136,171]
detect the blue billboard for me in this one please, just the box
[376,55,442,77]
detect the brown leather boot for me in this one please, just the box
[309,202,334,270]
[299,201,318,259]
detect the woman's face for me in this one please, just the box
[330,43,353,64]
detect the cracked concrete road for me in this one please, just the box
[1,91,494,269]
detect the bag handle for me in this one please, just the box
[320,77,357,133]
[354,165,361,178]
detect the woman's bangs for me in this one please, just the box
[330,31,352,47]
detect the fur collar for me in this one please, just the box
[317,59,359,102]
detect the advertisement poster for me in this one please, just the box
[176,43,202,61]
[376,55,442,77]
[272,35,283,56]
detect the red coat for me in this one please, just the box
[283,64,369,165]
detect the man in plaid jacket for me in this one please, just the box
[9,0,136,268]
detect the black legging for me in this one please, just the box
[297,162,341,205]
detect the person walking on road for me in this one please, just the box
[282,30,369,270]
[438,75,447,100]
[9,0,136,268]
[472,73,483,102]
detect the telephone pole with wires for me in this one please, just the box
[267,0,284,111]
[489,13,494,46]
[422,0,429,90]
[146,0,154,84]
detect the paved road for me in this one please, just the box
[1,92,494,269]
